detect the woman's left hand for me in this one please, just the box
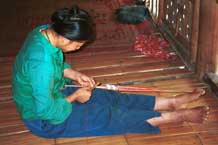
[76,72,95,88]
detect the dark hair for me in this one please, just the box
[51,5,95,42]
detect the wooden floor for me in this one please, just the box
[0,44,218,145]
[1,0,218,143]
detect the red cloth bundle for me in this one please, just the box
[134,34,174,60]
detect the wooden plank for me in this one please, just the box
[212,3,218,74]
[191,0,200,63]
[0,62,12,86]
[69,55,166,70]
[199,131,218,145]
[125,122,193,140]
[0,102,22,127]
[66,51,140,62]
[80,60,185,78]
[151,78,200,86]
[56,135,128,145]
[126,134,202,145]
[68,54,166,70]
[197,0,215,78]
[68,47,132,58]
[94,68,192,85]
[0,87,12,101]
[158,0,165,23]
[0,132,55,145]
[0,124,28,137]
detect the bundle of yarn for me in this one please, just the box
[134,34,175,60]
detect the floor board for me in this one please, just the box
[0,132,55,145]
[126,134,202,145]
[199,131,218,145]
[1,0,218,144]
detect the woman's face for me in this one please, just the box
[57,36,86,52]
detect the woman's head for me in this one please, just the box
[51,5,95,51]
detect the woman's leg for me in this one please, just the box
[62,83,205,112]
[63,83,205,111]
[154,88,205,111]
[36,102,162,138]
[62,84,157,111]
[90,88,205,111]
[90,88,156,111]
[147,106,210,126]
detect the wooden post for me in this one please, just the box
[212,2,218,74]
[190,0,200,64]
[157,0,164,23]
[197,0,218,78]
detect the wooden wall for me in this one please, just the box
[3,0,218,78]
[197,0,218,78]
[159,0,201,70]
[2,0,78,56]
[155,0,218,79]
[0,1,16,56]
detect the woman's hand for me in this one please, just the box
[75,72,95,88]
[66,87,92,103]
[64,69,95,88]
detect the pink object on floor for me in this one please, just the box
[134,34,175,60]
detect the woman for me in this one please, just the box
[12,5,209,138]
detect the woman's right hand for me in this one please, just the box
[66,87,92,103]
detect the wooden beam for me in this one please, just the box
[191,0,200,64]
[157,0,164,23]
[197,0,214,78]
[212,3,218,74]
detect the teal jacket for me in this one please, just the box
[12,25,72,124]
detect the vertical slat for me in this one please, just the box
[191,0,200,64]
[157,0,164,23]
[212,3,218,74]
[161,0,195,50]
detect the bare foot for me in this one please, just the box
[172,88,205,110]
[181,106,210,123]
[154,88,205,111]
[147,106,210,126]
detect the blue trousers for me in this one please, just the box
[24,85,161,138]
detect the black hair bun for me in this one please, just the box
[51,5,91,25]
[69,5,79,16]
[51,5,95,41]
[51,8,69,24]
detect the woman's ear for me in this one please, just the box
[58,35,71,46]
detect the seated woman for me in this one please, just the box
[12,5,209,138]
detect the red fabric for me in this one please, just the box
[134,34,174,60]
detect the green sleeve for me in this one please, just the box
[64,62,71,69]
[27,59,72,124]
[63,62,72,83]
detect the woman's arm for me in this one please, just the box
[65,87,92,103]
[63,68,95,87]
[28,60,72,124]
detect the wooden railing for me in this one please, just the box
[145,0,159,19]
[162,0,194,49]
[146,0,200,69]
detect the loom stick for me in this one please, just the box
[64,84,193,93]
